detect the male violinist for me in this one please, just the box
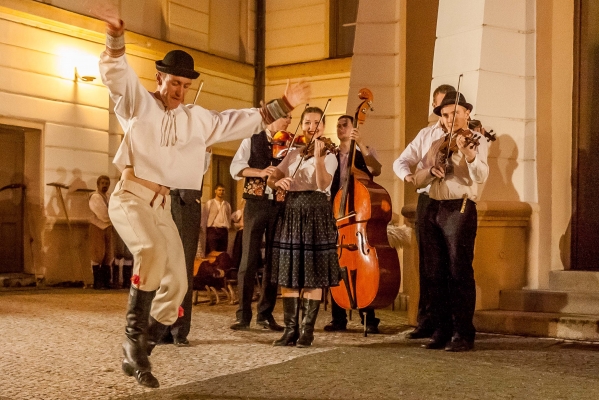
[408,91,489,352]
[393,84,454,339]
[324,114,382,333]
[229,114,292,331]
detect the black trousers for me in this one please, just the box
[420,197,477,341]
[415,193,434,330]
[169,189,202,341]
[236,198,282,324]
[206,227,228,254]
[330,295,377,326]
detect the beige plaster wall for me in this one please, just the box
[265,0,328,66]
[0,0,257,283]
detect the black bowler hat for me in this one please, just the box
[155,50,200,79]
[433,91,473,116]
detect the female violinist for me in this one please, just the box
[267,106,340,348]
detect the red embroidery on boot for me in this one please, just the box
[131,274,140,285]
[178,306,184,318]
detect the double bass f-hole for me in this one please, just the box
[356,231,370,255]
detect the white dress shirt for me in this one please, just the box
[393,121,446,193]
[229,129,274,196]
[89,192,111,230]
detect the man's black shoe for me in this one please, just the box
[406,327,434,339]
[323,321,347,332]
[445,337,474,352]
[423,335,449,350]
[174,338,190,347]
[229,321,250,331]
[256,316,284,331]
[365,325,379,334]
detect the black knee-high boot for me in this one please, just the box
[112,264,120,288]
[296,298,321,348]
[273,297,300,346]
[121,287,160,388]
[147,316,169,356]
[92,265,101,289]
[101,265,112,289]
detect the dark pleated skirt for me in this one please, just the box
[272,191,340,289]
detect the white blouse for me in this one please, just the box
[276,148,338,195]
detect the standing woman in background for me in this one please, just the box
[267,107,340,348]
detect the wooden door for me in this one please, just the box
[0,125,25,273]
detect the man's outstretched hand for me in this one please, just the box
[89,0,122,30]
[284,79,311,108]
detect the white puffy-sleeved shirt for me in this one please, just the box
[276,149,338,195]
[99,53,264,190]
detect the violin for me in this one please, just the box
[468,119,497,142]
[300,136,339,159]
[272,130,307,159]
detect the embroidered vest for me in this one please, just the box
[242,131,281,200]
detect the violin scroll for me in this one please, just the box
[468,119,497,142]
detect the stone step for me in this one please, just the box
[474,310,599,341]
[549,271,599,292]
[499,289,599,315]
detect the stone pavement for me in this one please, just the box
[1,288,599,400]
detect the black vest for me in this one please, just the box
[331,148,372,199]
[242,131,281,200]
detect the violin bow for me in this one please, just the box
[285,103,309,154]
[193,80,204,105]
[444,74,463,171]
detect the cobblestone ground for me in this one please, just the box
[1,288,599,400]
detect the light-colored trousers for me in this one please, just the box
[109,180,187,325]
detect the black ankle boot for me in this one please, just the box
[273,297,300,346]
[92,265,101,289]
[147,316,169,356]
[122,287,160,388]
[296,298,320,348]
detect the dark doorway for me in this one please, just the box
[0,125,25,273]
[572,0,599,270]
[211,154,237,209]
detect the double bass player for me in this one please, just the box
[324,114,383,334]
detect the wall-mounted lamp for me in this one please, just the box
[74,67,96,82]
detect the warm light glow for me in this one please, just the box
[57,47,98,82]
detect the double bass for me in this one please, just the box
[330,89,401,334]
